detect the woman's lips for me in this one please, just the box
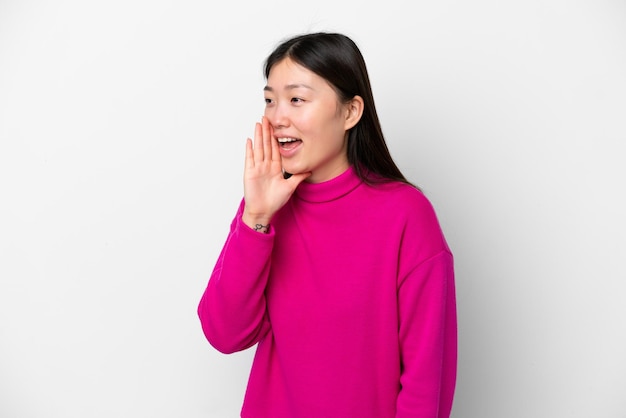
[278,139,302,157]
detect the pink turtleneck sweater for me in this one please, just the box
[198,167,457,418]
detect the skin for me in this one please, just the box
[242,58,364,230]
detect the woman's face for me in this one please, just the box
[263,58,354,183]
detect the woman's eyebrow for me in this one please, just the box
[263,83,314,92]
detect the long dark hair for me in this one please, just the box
[264,32,413,186]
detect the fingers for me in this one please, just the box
[262,116,272,162]
[245,138,254,169]
[269,122,281,162]
[248,117,281,168]
[252,121,263,163]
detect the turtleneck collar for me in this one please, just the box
[294,166,363,203]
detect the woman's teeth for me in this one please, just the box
[277,137,302,150]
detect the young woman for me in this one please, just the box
[198,32,457,418]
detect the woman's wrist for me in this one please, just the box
[242,211,272,233]
[251,223,270,234]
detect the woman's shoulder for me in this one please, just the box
[366,179,434,212]
[365,180,446,239]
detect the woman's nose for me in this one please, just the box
[265,103,289,130]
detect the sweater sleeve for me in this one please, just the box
[396,251,457,418]
[197,201,274,354]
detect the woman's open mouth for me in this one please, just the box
[277,137,303,157]
[277,137,302,150]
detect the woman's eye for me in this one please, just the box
[264,98,273,104]
[291,97,304,103]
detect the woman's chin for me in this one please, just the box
[281,163,304,178]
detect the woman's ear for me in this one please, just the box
[344,95,364,131]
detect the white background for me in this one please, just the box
[1,1,625,417]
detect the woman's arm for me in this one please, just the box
[197,201,274,354]
[199,117,310,354]
[396,250,457,418]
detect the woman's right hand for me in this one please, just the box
[241,116,310,231]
